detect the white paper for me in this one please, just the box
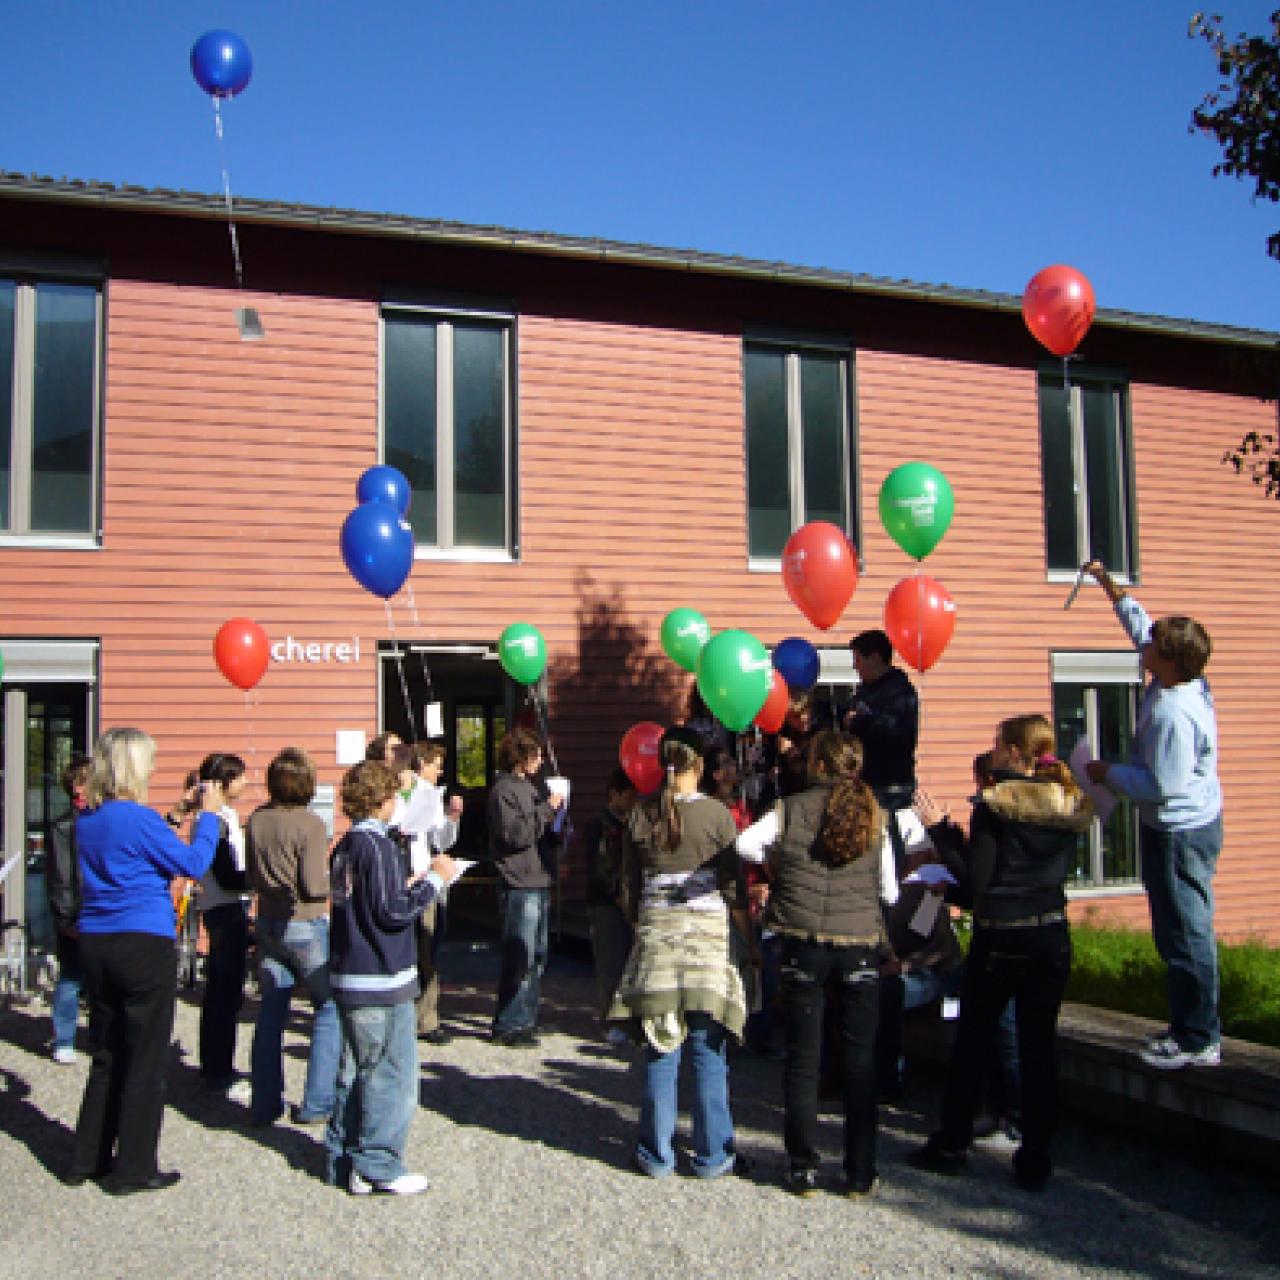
[335,729,366,766]
[735,810,778,864]
[941,996,960,1021]
[424,702,444,738]
[1068,738,1117,823]
[903,863,957,888]
[442,858,475,887]
[546,776,571,834]
[907,890,942,937]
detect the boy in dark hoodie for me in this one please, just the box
[327,761,456,1196]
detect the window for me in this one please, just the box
[0,276,101,540]
[1038,370,1134,577]
[383,304,514,556]
[744,338,856,561]
[1051,651,1141,889]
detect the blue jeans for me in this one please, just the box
[52,931,83,1051]
[637,1012,735,1178]
[326,1001,418,1186]
[1141,817,1223,1051]
[494,887,550,1036]
[251,916,341,1125]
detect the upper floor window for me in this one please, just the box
[382,304,514,557]
[744,338,856,562]
[0,277,101,540]
[1038,370,1135,577]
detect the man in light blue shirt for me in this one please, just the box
[1083,561,1223,1071]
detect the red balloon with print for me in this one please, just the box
[754,668,790,734]
[213,617,270,691]
[619,721,665,794]
[1021,264,1096,357]
[781,521,858,631]
[883,576,956,673]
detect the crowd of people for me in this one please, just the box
[41,569,1222,1199]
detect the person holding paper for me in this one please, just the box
[909,714,1092,1192]
[1081,560,1223,1071]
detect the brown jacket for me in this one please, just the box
[246,804,331,921]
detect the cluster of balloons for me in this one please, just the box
[498,622,547,686]
[341,466,415,599]
[657,608,774,736]
[191,30,253,99]
[214,617,269,691]
[1022,265,1096,359]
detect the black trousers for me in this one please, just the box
[71,931,178,1183]
[937,922,1070,1178]
[199,901,248,1083]
[780,938,880,1188]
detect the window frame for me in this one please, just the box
[379,294,518,563]
[743,328,859,572]
[1038,365,1137,584]
[1051,649,1144,896]
[0,257,105,549]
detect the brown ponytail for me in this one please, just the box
[806,730,883,866]
[645,737,703,852]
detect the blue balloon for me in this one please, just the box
[191,30,253,99]
[773,636,820,692]
[340,503,414,599]
[356,464,412,517]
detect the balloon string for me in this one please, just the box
[212,98,244,289]
[242,688,258,803]
[528,686,560,776]
[384,599,418,742]
[403,584,435,701]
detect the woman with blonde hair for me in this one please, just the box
[68,728,224,1194]
[909,713,1093,1192]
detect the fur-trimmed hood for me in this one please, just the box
[981,776,1095,833]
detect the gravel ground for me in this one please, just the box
[1,937,1277,1280]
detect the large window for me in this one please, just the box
[383,305,513,556]
[1039,370,1134,577]
[744,338,856,561]
[1051,651,1141,889]
[0,277,101,540]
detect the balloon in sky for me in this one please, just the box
[696,629,772,732]
[883,576,957,673]
[1022,265,1096,358]
[498,622,548,686]
[772,636,820,692]
[878,462,954,561]
[213,617,269,691]
[781,522,858,630]
[660,607,711,673]
[356,464,413,518]
[340,501,414,599]
[190,30,253,99]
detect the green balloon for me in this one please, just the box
[660,607,711,673]
[696,629,772,733]
[498,622,547,685]
[878,462,954,560]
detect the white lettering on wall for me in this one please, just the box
[270,636,363,665]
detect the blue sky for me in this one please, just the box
[3,1,1276,331]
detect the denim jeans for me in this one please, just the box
[198,901,248,1084]
[251,916,341,1125]
[937,922,1070,1183]
[875,961,959,1094]
[52,931,83,1051]
[1141,817,1223,1051]
[636,1012,735,1177]
[494,887,550,1036]
[780,938,880,1188]
[326,1000,418,1186]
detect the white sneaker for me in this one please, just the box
[1139,1038,1221,1070]
[350,1169,429,1196]
[225,1079,253,1104]
[52,1046,78,1066]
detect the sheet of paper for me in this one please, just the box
[396,782,440,836]
[907,890,942,937]
[443,858,475,888]
[735,810,778,864]
[1068,737,1117,824]
[903,863,957,887]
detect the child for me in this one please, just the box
[326,760,457,1195]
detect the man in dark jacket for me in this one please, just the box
[45,754,91,1064]
[843,629,919,812]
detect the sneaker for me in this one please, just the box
[349,1169,430,1196]
[52,1045,78,1066]
[1139,1038,1221,1070]
[492,1028,540,1048]
[907,1136,968,1176]
[784,1165,820,1197]
[419,1028,452,1046]
[225,1079,254,1105]
[1143,1031,1178,1054]
[290,1103,330,1126]
[844,1174,880,1200]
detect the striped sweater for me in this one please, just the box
[328,820,443,1007]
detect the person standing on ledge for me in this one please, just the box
[1082,560,1223,1071]
[843,629,919,814]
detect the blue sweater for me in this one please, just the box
[329,819,443,1007]
[77,801,220,938]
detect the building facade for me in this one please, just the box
[1,173,1277,948]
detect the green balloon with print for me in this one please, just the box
[498,622,547,685]
[696,629,772,732]
[660,607,711,673]
[878,462,954,560]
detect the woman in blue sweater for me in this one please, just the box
[67,727,224,1194]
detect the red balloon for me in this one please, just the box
[781,521,858,630]
[754,669,789,734]
[1022,265,1096,357]
[213,617,270,691]
[619,721,664,794]
[883,576,956,673]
